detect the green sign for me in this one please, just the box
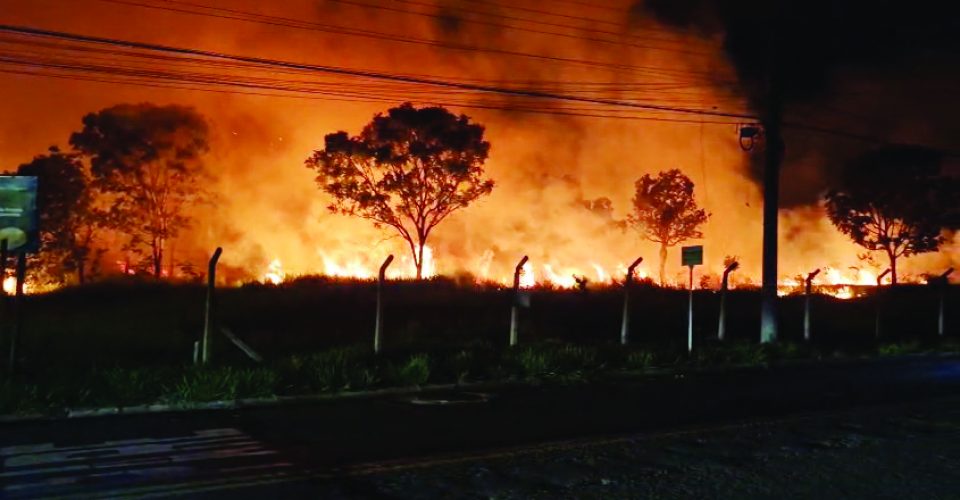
[0,176,38,253]
[681,245,703,267]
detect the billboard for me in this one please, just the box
[0,176,38,253]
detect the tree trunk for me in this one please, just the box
[152,237,164,278]
[659,243,668,286]
[888,249,898,286]
[168,239,176,279]
[415,241,425,280]
[77,258,85,285]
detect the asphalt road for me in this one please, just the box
[2,356,960,498]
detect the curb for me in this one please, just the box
[608,351,960,379]
[0,381,506,424]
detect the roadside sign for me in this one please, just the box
[681,245,703,267]
[681,245,703,354]
[0,176,38,253]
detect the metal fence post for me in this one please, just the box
[510,256,529,347]
[804,269,821,341]
[374,255,394,354]
[937,268,954,336]
[202,247,222,365]
[875,268,891,339]
[620,257,643,345]
[717,261,740,341]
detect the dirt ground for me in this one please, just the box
[319,397,960,499]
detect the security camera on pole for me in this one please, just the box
[682,245,703,353]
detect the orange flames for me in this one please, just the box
[0,1,956,295]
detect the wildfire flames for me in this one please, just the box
[260,249,911,300]
[0,1,957,297]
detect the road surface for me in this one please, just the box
[2,356,960,498]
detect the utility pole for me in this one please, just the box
[759,92,784,344]
[759,14,785,344]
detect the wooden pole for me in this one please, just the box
[0,239,7,370]
[717,261,740,341]
[510,256,529,347]
[687,265,694,353]
[201,247,222,365]
[620,257,643,345]
[0,239,7,296]
[8,252,25,375]
[804,269,821,341]
[374,254,393,354]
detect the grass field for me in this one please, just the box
[0,277,956,414]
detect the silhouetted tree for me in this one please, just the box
[825,145,959,285]
[70,103,210,278]
[306,103,494,279]
[627,169,709,285]
[13,147,100,284]
[582,197,614,220]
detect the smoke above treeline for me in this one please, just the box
[0,0,957,286]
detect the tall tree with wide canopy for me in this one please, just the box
[70,103,210,278]
[13,147,100,285]
[306,103,494,279]
[627,169,710,285]
[824,145,959,285]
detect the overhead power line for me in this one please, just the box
[0,65,745,125]
[92,0,737,84]
[0,35,747,121]
[0,24,756,120]
[0,26,949,153]
[326,0,716,56]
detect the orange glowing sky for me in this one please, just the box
[0,0,957,287]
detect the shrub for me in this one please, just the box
[697,341,768,366]
[503,343,601,382]
[625,350,655,370]
[95,367,169,406]
[164,367,278,403]
[282,346,379,393]
[878,341,923,357]
[0,380,43,414]
[387,354,431,387]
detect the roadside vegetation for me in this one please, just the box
[0,276,956,415]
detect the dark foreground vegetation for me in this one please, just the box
[0,277,956,414]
